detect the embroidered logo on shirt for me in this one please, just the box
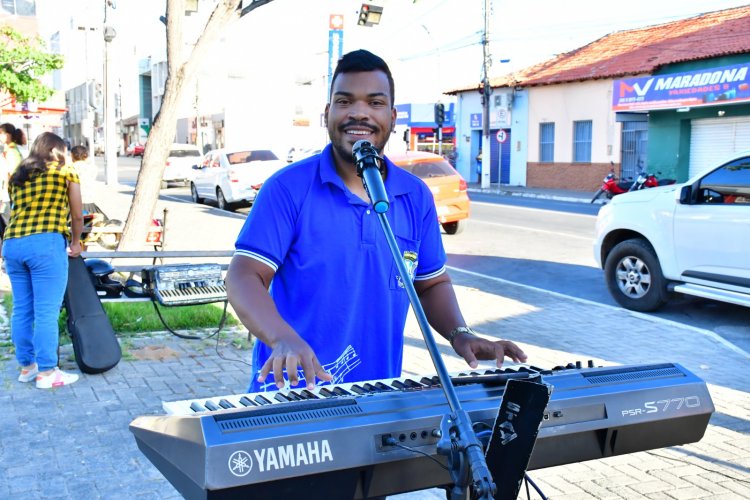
[257,345,361,391]
[397,251,419,288]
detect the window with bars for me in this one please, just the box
[2,0,35,16]
[539,123,555,162]
[573,120,592,162]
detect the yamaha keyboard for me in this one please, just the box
[130,362,714,499]
[141,263,226,306]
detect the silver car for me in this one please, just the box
[190,148,287,211]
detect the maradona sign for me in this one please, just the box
[612,63,750,111]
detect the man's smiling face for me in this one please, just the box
[325,70,396,170]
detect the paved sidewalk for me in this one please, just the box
[0,181,747,499]
[1,271,748,499]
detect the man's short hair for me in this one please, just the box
[330,49,395,105]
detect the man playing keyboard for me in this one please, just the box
[226,49,526,394]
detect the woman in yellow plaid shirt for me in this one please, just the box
[2,132,84,389]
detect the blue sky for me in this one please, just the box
[36,0,750,114]
[220,0,750,102]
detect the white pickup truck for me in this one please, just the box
[594,151,750,312]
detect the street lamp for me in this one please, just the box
[480,0,492,189]
[77,25,97,151]
[103,24,117,185]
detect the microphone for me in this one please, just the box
[352,140,390,213]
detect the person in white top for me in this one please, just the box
[70,145,101,215]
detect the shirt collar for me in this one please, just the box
[319,143,411,197]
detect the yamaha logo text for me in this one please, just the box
[247,439,334,474]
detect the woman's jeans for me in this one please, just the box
[2,232,68,372]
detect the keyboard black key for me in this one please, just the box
[300,390,320,400]
[204,400,220,411]
[218,399,235,409]
[274,393,292,402]
[190,402,207,413]
[254,395,272,405]
[286,391,304,401]
[332,387,352,396]
[238,396,256,407]
[318,388,335,398]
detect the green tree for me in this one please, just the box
[0,25,64,103]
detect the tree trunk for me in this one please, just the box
[117,0,241,250]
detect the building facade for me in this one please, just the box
[446,5,750,191]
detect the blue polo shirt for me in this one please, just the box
[235,144,446,392]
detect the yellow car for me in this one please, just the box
[390,151,470,234]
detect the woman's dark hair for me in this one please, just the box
[0,122,26,146]
[70,145,89,162]
[10,132,67,186]
[330,49,395,105]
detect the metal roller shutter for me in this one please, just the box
[689,117,750,177]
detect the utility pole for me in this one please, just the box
[194,80,203,153]
[481,0,492,189]
[103,0,117,186]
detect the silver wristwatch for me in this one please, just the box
[447,326,475,347]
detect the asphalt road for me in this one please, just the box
[460,196,750,355]
[101,156,750,355]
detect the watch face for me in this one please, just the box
[449,327,473,345]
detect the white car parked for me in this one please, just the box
[162,143,202,188]
[190,148,286,211]
[594,150,750,311]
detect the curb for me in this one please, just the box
[467,187,606,205]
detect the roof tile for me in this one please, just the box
[446,5,750,93]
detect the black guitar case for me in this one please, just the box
[64,256,122,374]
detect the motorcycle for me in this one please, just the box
[590,169,632,203]
[628,169,677,191]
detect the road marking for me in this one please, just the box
[469,219,593,241]
[448,266,750,360]
[472,200,597,219]
[158,193,248,219]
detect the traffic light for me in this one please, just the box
[358,4,383,27]
[434,103,445,126]
[88,81,102,110]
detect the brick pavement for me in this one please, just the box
[1,270,748,499]
[0,180,748,499]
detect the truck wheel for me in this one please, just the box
[442,221,464,235]
[604,238,669,311]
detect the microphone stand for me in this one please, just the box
[355,152,496,500]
